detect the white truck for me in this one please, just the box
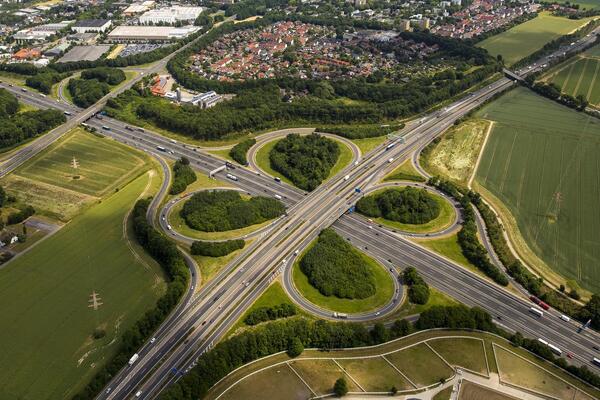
[128,353,139,366]
[226,173,238,181]
[333,312,348,319]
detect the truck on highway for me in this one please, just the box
[593,357,600,367]
[529,296,550,310]
[548,343,562,356]
[156,146,166,152]
[385,143,395,151]
[128,353,139,366]
[530,307,544,318]
[560,314,570,322]
[226,173,238,181]
[274,194,282,200]
[333,312,348,319]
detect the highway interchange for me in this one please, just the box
[0,27,600,400]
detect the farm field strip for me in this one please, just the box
[545,51,600,106]
[475,87,600,292]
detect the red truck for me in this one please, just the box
[530,296,550,310]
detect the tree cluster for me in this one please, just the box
[0,89,66,150]
[73,199,189,400]
[229,138,256,165]
[269,133,340,191]
[530,82,588,111]
[181,190,285,232]
[403,267,430,305]
[7,205,35,225]
[356,187,441,225]
[159,305,505,400]
[243,303,297,325]
[316,124,403,139]
[68,78,110,108]
[428,177,508,286]
[170,157,197,195]
[80,67,126,85]
[25,72,70,94]
[300,228,376,299]
[190,239,245,257]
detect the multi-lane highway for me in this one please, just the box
[1,35,599,400]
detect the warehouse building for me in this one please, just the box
[139,6,204,25]
[106,26,199,42]
[72,19,112,34]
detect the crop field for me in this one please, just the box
[542,46,600,106]
[478,13,596,66]
[17,129,147,197]
[474,87,600,293]
[421,119,491,186]
[0,173,166,400]
[207,330,600,400]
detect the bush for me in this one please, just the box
[229,138,256,165]
[244,303,297,325]
[287,337,304,357]
[190,239,245,257]
[170,157,197,195]
[7,205,35,225]
[269,133,340,191]
[333,378,348,397]
[300,228,376,299]
[356,187,440,225]
[181,190,285,232]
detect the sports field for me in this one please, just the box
[543,45,600,106]
[478,13,596,66]
[0,173,166,400]
[207,330,600,400]
[475,87,600,293]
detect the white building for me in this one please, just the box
[72,19,112,34]
[107,25,200,42]
[139,6,204,25]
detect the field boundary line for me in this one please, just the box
[493,343,580,400]
[424,341,454,370]
[332,359,366,392]
[381,354,418,389]
[498,128,518,193]
[286,361,318,397]
[572,59,589,97]
[426,337,490,378]
[586,59,600,100]
[468,120,494,189]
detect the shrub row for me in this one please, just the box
[72,199,189,400]
[300,228,376,299]
[190,239,244,257]
[170,157,197,195]
[316,123,404,139]
[243,303,297,325]
[229,138,256,165]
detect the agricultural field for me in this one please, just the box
[1,129,149,221]
[474,87,600,293]
[421,119,491,186]
[207,330,600,400]
[541,45,600,107]
[478,13,596,66]
[0,173,166,400]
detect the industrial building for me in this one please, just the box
[107,25,199,42]
[72,19,112,34]
[139,6,204,25]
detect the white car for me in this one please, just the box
[150,337,156,344]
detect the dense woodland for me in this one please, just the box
[269,134,340,191]
[0,89,66,150]
[170,157,197,195]
[190,239,245,257]
[243,303,297,325]
[25,71,70,94]
[180,190,285,232]
[68,67,126,108]
[356,187,441,225]
[300,228,376,299]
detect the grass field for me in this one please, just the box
[351,136,388,155]
[207,330,600,400]
[384,159,426,182]
[459,381,516,400]
[392,287,459,320]
[421,119,490,186]
[478,13,596,66]
[542,45,600,106]
[433,386,453,400]
[254,136,354,189]
[220,364,311,400]
[494,344,580,400]
[370,189,457,234]
[291,242,394,314]
[0,173,166,400]
[1,129,150,221]
[474,87,600,293]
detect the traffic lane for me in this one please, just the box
[334,217,600,370]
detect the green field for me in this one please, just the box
[384,159,426,182]
[478,13,596,66]
[543,47,600,106]
[428,338,488,375]
[291,242,394,314]
[474,87,600,292]
[0,173,166,400]
[254,136,353,189]
[552,0,600,10]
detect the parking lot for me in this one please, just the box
[58,45,111,62]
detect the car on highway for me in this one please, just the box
[150,337,156,344]
[102,126,110,130]
[21,88,27,92]
[136,391,142,398]
[64,111,71,116]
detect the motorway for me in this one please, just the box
[0,36,599,399]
